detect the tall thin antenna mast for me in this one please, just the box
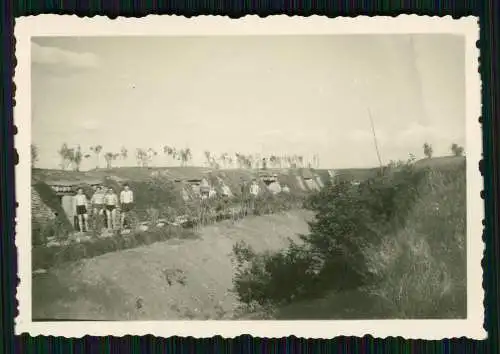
[367,107,383,171]
[353,77,384,172]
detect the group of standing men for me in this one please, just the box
[72,177,284,232]
[240,178,261,212]
[73,184,134,232]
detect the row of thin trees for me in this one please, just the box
[50,144,195,171]
[30,143,320,171]
[203,151,316,170]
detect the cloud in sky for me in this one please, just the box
[394,122,463,148]
[346,121,464,162]
[31,42,100,69]
[79,119,101,132]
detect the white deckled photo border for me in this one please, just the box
[14,14,484,339]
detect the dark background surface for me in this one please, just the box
[1,0,498,353]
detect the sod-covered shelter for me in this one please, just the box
[44,178,103,226]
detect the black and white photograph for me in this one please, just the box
[15,15,484,339]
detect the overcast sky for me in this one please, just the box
[32,34,465,170]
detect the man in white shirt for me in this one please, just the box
[120,183,134,229]
[104,187,119,230]
[249,179,260,212]
[250,179,260,197]
[73,187,89,232]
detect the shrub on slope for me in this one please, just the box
[124,178,186,221]
[32,182,72,244]
[363,166,466,318]
[232,159,466,318]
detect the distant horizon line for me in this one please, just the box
[32,154,465,173]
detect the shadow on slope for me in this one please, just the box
[32,209,314,321]
[232,158,467,319]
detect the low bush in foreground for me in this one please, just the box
[232,158,466,319]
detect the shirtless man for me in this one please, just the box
[104,187,119,230]
[73,187,89,232]
[120,183,134,229]
[91,185,105,215]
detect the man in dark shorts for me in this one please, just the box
[73,187,89,232]
[120,183,134,229]
[91,185,105,215]
[104,187,119,230]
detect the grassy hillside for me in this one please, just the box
[232,157,467,319]
[32,156,465,185]
[31,156,466,267]
[276,164,466,319]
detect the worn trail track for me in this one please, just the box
[32,209,314,320]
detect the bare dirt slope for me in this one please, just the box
[33,209,314,321]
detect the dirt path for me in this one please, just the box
[32,209,314,320]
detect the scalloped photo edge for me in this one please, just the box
[13,14,485,339]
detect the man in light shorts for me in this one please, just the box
[104,187,119,230]
[120,183,134,229]
[73,187,89,232]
